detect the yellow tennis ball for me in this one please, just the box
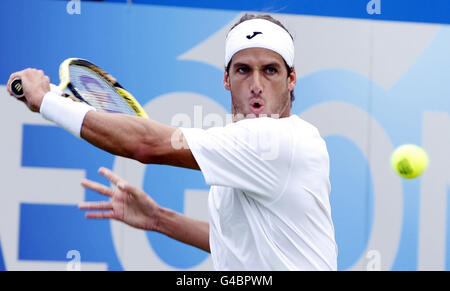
[391,144,429,179]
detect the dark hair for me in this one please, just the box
[226,13,295,104]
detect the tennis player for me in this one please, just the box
[7,14,337,270]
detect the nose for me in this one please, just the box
[250,71,263,96]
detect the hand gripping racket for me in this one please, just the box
[10,58,148,118]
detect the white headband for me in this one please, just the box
[225,18,295,68]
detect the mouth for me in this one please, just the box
[250,99,264,115]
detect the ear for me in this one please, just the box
[288,67,297,92]
[224,69,231,91]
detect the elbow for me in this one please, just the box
[131,137,166,164]
[128,122,177,165]
[132,140,156,164]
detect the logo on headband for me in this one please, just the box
[246,31,262,39]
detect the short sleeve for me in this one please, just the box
[179,117,294,204]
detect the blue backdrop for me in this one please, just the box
[0,0,449,271]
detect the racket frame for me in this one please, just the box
[58,58,148,118]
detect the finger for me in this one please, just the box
[78,201,113,210]
[17,97,27,105]
[84,211,115,219]
[98,167,125,186]
[81,178,114,198]
[117,182,145,197]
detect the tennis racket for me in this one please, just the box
[10,58,148,118]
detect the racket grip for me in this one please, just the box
[10,79,61,98]
[10,78,24,98]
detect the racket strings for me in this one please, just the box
[68,65,136,115]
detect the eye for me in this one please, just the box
[265,66,278,74]
[236,67,249,74]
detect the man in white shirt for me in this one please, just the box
[7,14,337,270]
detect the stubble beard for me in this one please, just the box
[230,91,291,122]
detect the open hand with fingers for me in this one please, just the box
[79,167,161,231]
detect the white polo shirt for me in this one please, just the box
[180,115,337,270]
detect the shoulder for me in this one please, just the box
[227,116,296,146]
[229,114,302,132]
[233,115,323,142]
[289,115,322,137]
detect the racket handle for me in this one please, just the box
[10,78,24,98]
[10,79,61,99]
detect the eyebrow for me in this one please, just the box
[232,62,249,68]
[263,62,282,69]
[232,62,282,68]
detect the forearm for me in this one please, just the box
[156,207,210,253]
[80,111,162,161]
[80,111,198,169]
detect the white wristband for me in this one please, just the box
[40,91,96,138]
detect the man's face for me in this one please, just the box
[224,47,296,120]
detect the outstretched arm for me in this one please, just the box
[79,167,210,253]
[8,70,209,251]
[81,111,199,170]
[7,69,199,170]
